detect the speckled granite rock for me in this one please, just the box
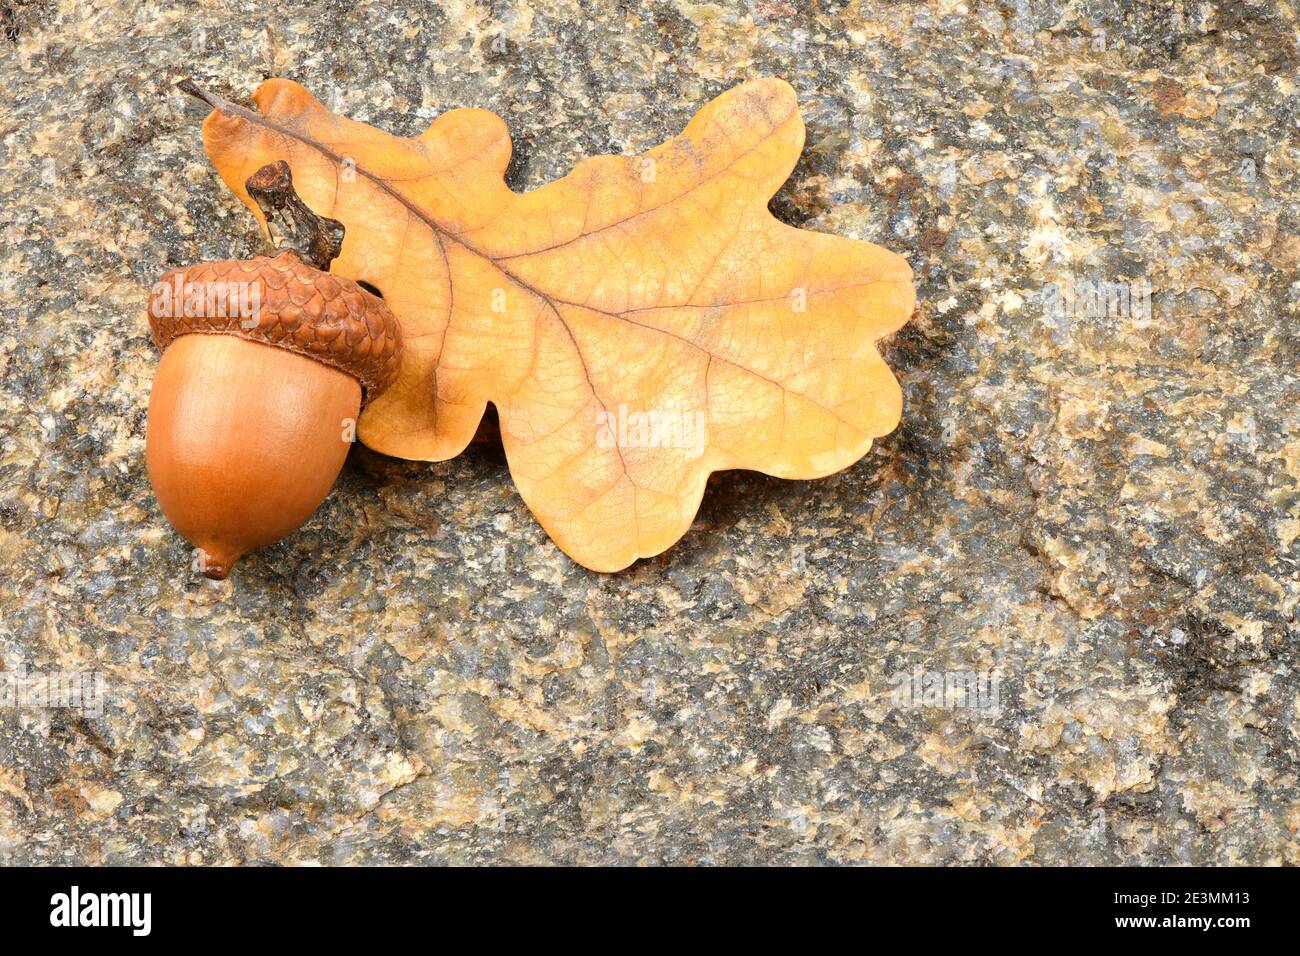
[0,1,1297,865]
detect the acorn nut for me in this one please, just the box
[145,161,402,580]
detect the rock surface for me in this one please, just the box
[0,1,1296,864]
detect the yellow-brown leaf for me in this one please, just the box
[201,77,914,571]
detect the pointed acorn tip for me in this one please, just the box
[198,548,237,581]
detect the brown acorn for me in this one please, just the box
[146,161,401,579]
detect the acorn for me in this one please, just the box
[146,160,401,579]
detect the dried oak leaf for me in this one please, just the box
[199,78,915,571]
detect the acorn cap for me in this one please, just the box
[147,251,402,403]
